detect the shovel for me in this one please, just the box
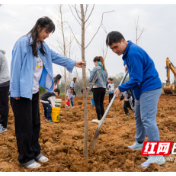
[89,71,128,151]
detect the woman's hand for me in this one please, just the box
[13,97,20,100]
[114,88,121,97]
[75,61,86,68]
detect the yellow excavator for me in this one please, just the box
[163,58,176,95]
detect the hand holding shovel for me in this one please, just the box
[89,71,128,151]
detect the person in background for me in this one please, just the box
[89,56,108,124]
[0,50,10,134]
[40,88,60,122]
[66,88,75,109]
[70,77,77,97]
[81,87,89,96]
[70,77,77,89]
[107,78,114,103]
[53,74,62,90]
[119,90,135,116]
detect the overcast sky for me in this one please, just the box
[0,3,176,83]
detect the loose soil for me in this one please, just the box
[0,95,176,172]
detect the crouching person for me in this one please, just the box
[40,88,60,122]
[119,90,135,116]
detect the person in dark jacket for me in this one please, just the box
[40,88,60,122]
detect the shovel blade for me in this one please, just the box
[89,129,100,151]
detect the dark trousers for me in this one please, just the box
[10,92,41,165]
[123,101,132,114]
[109,93,113,103]
[42,102,52,120]
[93,88,106,120]
[0,85,9,128]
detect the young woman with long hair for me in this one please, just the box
[53,74,62,90]
[10,16,85,169]
[89,56,108,124]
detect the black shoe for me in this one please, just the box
[126,113,129,116]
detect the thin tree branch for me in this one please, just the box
[65,22,81,48]
[85,4,95,23]
[134,15,145,45]
[73,4,82,18]
[85,10,114,49]
[85,22,91,30]
[101,23,108,34]
[72,4,81,13]
[85,4,89,17]
[68,5,81,26]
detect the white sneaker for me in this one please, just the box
[141,155,165,168]
[72,106,74,109]
[128,141,144,151]
[26,161,41,169]
[0,127,7,134]
[37,155,49,163]
[92,119,101,124]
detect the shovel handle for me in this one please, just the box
[97,71,128,129]
[89,71,129,151]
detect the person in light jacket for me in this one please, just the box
[10,16,86,169]
[0,49,10,134]
[89,56,108,124]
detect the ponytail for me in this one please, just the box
[93,56,105,70]
[100,56,105,70]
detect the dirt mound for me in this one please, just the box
[0,95,176,171]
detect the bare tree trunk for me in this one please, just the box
[60,5,67,120]
[80,4,88,159]
[67,4,114,159]
[53,4,78,119]
[134,16,145,45]
[64,68,67,119]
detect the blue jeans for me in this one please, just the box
[68,97,74,107]
[134,88,161,142]
[42,103,52,120]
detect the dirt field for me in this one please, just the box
[0,95,176,172]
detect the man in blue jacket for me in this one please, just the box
[106,31,165,168]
